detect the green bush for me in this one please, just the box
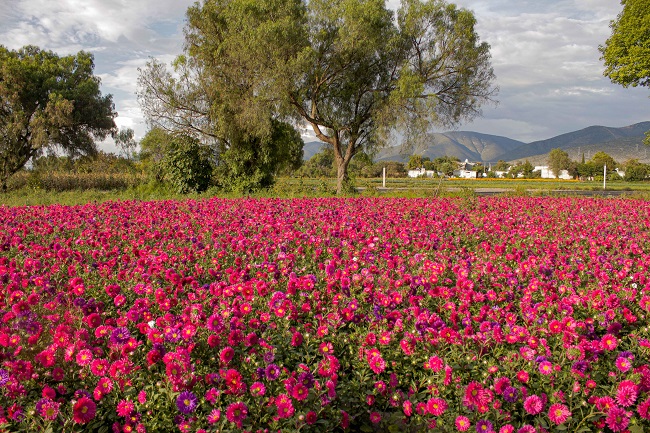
[162,136,214,194]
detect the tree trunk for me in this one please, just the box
[336,156,351,195]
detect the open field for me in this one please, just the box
[2,176,650,207]
[1,197,649,432]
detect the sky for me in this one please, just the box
[1,0,648,152]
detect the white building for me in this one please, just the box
[533,166,572,180]
[407,168,437,178]
[453,169,478,179]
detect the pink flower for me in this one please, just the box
[464,381,485,406]
[207,409,221,424]
[538,361,553,375]
[425,356,444,372]
[291,383,309,401]
[426,397,448,416]
[368,355,386,374]
[75,349,93,366]
[276,402,295,419]
[601,333,618,351]
[638,398,650,419]
[72,397,96,424]
[225,402,248,428]
[116,400,135,417]
[306,411,317,425]
[615,357,631,372]
[596,396,616,412]
[548,403,571,425]
[369,411,381,424]
[455,415,470,431]
[616,380,637,407]
[516,370,529,383]
[403,400,413,416]
[606,406,630,432]
[250,381,266,397]
[523,395,543,415]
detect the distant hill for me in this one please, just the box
[374,131,525,163]
[510,137,650,166]
[498,122,650,163]
[302,141,326,160]
[302,122,650,164]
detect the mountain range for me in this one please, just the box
[303,121,650,164]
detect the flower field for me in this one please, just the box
[1,197,650,433]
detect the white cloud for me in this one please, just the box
[1,0,646,150]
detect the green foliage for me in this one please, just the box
[14,152,142,192]
[547,148,571,178]
[114,128,137,160]
[216,120,304,193]
[407,154,428,170]
[138,127,172,182]
[140,0,496,194]
[0,45,116,192]
[433,155,460,176]
[162,136,214,194]
[590,151,617,171]
[521,160,534,178]
[299,147,336,178]
[624,162,649,181]
[492,159,510,172]
[600,0,650,88]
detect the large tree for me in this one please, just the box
[140,0,496,194]
[600,0,650,88]
[0,46,116,192]
[547,148,571,178]
[600,0,650,144]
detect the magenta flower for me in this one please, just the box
[606,406,630,432]
[226,401,248,427]
[523,395,543,415]
[548,403,571,425]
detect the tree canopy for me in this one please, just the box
[547,148,571,178]
[600,0,650,144]
[0,45,116,191]
[600,0,650,89]
[139,0,497,194]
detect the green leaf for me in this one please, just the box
[629,426,644,433]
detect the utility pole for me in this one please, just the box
[603,164,607,190]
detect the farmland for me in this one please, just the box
[0,197,649,432]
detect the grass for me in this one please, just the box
[2,176,650,207]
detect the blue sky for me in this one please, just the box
[1,0,647,151]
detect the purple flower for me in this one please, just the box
[0,369,9,386]
[265,364,280,380]
[263,351,275,363]
[572,360,588,373]
[297,371,315,388]
[176,391,198,414]
[476,419,493,433]
[502,386,519,403]
[110,327,131,344]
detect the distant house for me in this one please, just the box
[453,169,479,179]
[407,168,436,178]
[453,159,479,178]
[534,166,572,180]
